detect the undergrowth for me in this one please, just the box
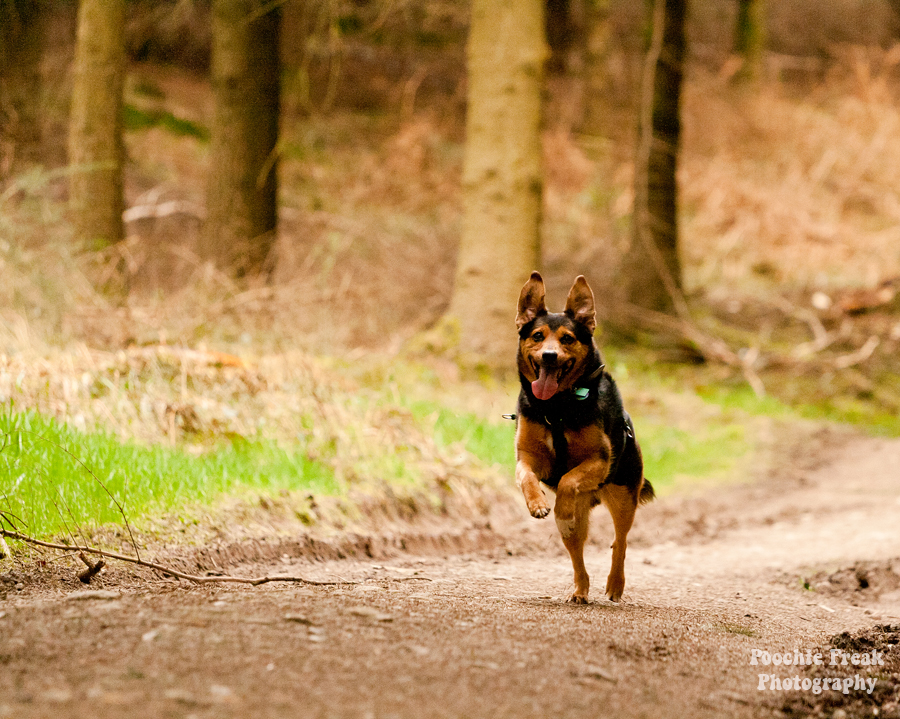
[0,409,336,538]
[3,46,900,543]
[0,344,781,542]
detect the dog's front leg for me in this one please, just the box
[553,457,608,522]
[515,420,552,519]
[516,456,551,518]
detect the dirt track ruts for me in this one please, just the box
[1,434,899,719]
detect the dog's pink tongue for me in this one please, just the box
[532,367,559,400]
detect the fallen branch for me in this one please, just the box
[77,552,105,584]
[614,302,766,396]
[833,335,880,369]
[613,301,883,390]
[765,295,834,358]
[1,529,356,587]
[614,302,739,364]
[122,199,206,223]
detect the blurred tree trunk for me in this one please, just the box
[579,0,611,135]
[734,0,766,83]
[546,0,575,74]
[545,0,591,131]
[68,0,125,247]
[205,0,281,278]
[0,0,42,171]
[446,0,546,364]
[623,0,686,315]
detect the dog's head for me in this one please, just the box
[515,272,597,401]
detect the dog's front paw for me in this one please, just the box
[567,592,590,605]
[527,500,551,519]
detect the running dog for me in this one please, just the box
[513,272,654,603]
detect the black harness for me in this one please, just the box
[504,364,634,489]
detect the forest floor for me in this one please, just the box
[1,428,898,719]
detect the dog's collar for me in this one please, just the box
[573,363,605,400]
[586,362,606,381]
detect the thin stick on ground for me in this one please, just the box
[0,529,355,586]
[0,529,434,587]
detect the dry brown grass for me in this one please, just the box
[683,46,900,295]
[0,342,511,523]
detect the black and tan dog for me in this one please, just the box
[514,272,654,603]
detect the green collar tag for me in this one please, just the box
[573,387,590,400]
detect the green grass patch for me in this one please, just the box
[637,421,747,491]
[409,401,515,470]
[124,104,209,141]
[0,409,335,538]
[693,379,900,436]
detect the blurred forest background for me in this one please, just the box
[2,0,900,435]
[5,6,900,714]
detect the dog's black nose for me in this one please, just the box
[541,350,558,365]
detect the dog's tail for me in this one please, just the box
[639,478,655,505]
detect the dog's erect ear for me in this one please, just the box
[564,275,596,333]
[516,271,547,330]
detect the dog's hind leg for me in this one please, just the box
[556,493,593,603]
[600,484,638,602]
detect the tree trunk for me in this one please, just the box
[579,0,611,136]
[205,0,281,278]
[0,0,42,170]
[446,0,546,365]
[68,0,125,247]
[734,0,766,83]
[623,0,686,315]
[546,0,574,75]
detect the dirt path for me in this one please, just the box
[1,433,899,719]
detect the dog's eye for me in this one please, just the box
[531,331,544,342]
[560,334,576,345]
